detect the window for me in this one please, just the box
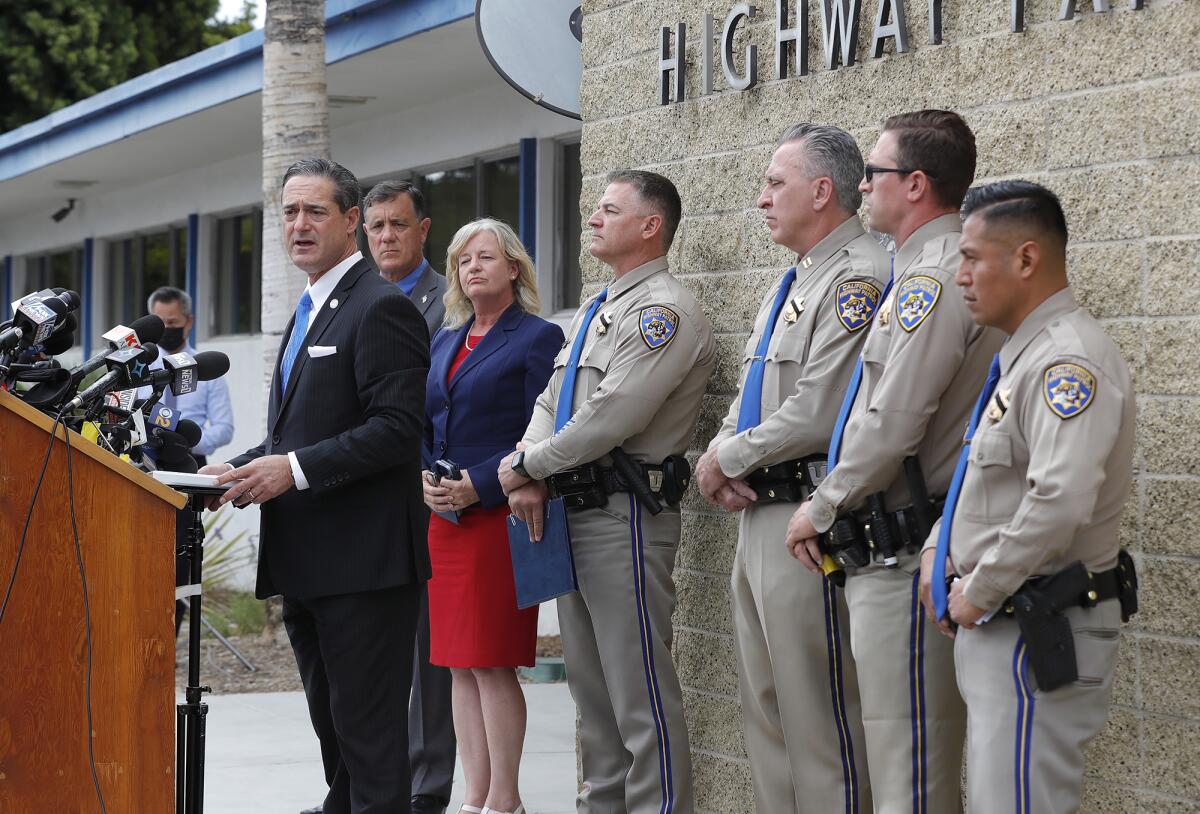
[25,247,83,346]
[418,154,521,272]
[211,209,262,336]
[106,225,187,328]
[556,141,583,311]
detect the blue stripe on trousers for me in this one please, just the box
[822,577,860,814]
[1012,639,1035,814]
[628,494,674,814]
[908,573,928,814]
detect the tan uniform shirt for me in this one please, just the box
[933,289,1135,611]
[708,216,891,477]
[522,255,716,477]
[808,213,1005,532]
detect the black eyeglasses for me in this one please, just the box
[863,164,937,182]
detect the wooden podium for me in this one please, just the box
[0,390,186,812]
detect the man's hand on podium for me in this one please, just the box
[199,456,295,510]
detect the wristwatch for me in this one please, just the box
[511,450,530,478]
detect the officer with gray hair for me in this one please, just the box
[696,123,888,813]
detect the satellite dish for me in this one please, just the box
[476,0,583,120]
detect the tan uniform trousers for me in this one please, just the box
[955,599,1121,814]
[843,551,966,814]
[731,500,872,813]
[558,492,693,814]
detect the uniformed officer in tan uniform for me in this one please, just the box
[696,123,886,814]
[919,180,1137,814]
[785,110,1003,814]
[499,170,715,814]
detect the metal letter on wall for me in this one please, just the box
[1059,0,1110,20]
[776,0,810,79]
[702,14,716,95]
[722,3,759,91]
[658,23,687,105]
[928,0,942,43]
[1011,0,1025,31]
[870,0,910,58]
[820,0,862,70]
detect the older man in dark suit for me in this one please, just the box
[363,179,454,814]
[202,157,430,814]
[364,180,447,335]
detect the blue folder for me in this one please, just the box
[506,497,578,609]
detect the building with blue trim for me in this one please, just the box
[0,0,581,478]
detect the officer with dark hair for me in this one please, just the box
[499,169,716,814]
[922,179,1137,813]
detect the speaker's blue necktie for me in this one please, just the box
[827,268,895,468]
[736,267,797,433]
[280,289,313,390]
[932,352,1002,620]
[555,288,608,433]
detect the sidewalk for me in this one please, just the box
[198,683,577,813]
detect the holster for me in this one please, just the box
[744,455,826,504]
[1011,562,1091,691]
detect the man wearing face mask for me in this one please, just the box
[146,286,235,466]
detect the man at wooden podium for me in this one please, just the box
[199,157,431,814]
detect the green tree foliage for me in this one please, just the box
[0,0,256,134]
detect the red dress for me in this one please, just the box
[427,335,539,668]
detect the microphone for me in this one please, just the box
[133,350,229,395]
[0,295,66,351]
[62,343,161,412]
[145,418,202,473]
[66,314,165,388]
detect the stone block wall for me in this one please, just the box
[578,0,1200,809]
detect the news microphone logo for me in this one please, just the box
[164,352,199,395]
[151,405,179,430]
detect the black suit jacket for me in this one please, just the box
[231,257,432,600]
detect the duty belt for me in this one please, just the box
[547,462,666,511]
[744,454,827,504]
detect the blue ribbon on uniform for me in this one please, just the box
[827,269,894,468]
[280,289,313,390]
[932,353,1002,621]
[554,288,608,433]
[736,267,797,433]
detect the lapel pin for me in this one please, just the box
[329,298,339,309]
[421,295,428,304]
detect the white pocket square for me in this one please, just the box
[308,345,337,358]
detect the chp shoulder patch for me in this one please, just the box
[1043,363,1096,419]
[639,305,679,350]
[896,275,942,332]
[835,280,881,333]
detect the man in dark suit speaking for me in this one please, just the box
[200,157,431,814]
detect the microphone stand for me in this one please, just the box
[175,488,217,814]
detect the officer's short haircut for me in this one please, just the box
[606,169,683,250]
[778,123,864,213]
[881,109,976,209]
[147,286,192,317]
[281,157,361,214]
[362,180,427,221]
[962,180,1069,247]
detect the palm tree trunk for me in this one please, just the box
[260,0,329,425]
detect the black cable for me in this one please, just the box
[0,411,62,627]
[63,419,109,813]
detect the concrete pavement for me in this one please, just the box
[198,683,577,813]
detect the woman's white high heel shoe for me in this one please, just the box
[457,806,483,814]
[480,805,525,814]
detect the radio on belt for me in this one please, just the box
[163,351,199,395]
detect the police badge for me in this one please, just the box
[895,276,942,332]
[1043,363,1096,419]
[835,280,881,333]
[639,305,679,350]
